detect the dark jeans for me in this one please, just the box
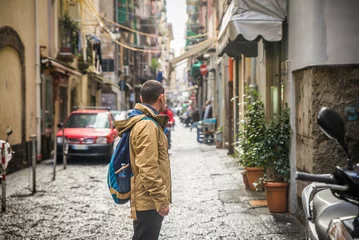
[133,210,164,240]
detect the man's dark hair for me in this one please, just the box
[140,80,164,104]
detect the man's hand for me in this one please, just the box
[157,206,170,217]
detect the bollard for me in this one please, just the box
[30,135,36,194]
[53,132,57,181]
[62,128,67,170]
[1,142,6,212]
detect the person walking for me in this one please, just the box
[116,80,172,240]
[203,100,213,119]
[203,100,214,142]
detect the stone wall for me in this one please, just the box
[295,65,359,195]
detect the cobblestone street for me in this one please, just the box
[0,121,304,240]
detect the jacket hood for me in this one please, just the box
[114,103,168,136]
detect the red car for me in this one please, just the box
[56,108,118,161]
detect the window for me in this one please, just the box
[65,113,110,129]
[102,59,114,72]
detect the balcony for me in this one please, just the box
[136,3,151,19]
[58,13,79,62]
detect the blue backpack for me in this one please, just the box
[107,115,158,204]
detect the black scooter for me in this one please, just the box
[296,107,359,240]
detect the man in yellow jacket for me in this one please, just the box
[116,80,172,240]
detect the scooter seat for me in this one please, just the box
[313,189,359,239]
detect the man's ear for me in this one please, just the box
[140,95,143,103]
[158,94,164,103]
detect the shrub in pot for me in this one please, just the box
[236,87,269,191]
[264,104,291,212]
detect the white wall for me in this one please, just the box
[288,0,359,71]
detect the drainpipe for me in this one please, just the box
[54,0,58,55]
[35,0,42,160]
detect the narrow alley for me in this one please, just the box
[0,120,304,240]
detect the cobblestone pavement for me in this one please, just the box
[0,120,304,240]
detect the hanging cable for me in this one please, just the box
[81,0,161,53]
[186,33,208,39]
[84,0,158,38]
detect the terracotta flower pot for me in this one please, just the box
[241,171,250,190]
[245,167,264,191]
[265,182,289,213]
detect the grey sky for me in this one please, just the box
[167,0,187,57]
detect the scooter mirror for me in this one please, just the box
[57,123,64,129]
[6,126,13,136]
[317,107,350,159]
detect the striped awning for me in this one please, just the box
[217,0,287,57]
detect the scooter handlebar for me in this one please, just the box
[296,172,337,184]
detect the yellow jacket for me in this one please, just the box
[115,103,172,219]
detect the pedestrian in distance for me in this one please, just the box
[203,99,213,119]
[117,80,172,240]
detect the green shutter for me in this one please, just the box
[118,0,127,24]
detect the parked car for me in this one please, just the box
[110,110,127,121]
[56,108,118,161]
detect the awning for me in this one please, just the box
[170,39,214,65]
[47,58,82,76]
[217,0,287,57]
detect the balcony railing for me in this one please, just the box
[58,13,79,61]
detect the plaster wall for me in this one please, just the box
[288,0,359,71]
[0,0,48,143]
[295,65,359,198]
[0,47,22,143]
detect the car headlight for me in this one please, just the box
[96,137,107,144]
[57,137,63,143]
[327,218,353,240]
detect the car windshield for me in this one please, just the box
[112,111,127,121]
[65,113,110,129]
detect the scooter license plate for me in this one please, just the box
[72,144,88,150]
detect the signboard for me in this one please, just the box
[200,64,208,76]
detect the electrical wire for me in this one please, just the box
[81,0,162,53]
[84,0,158,38]
[85,0,208,39]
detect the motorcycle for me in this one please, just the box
[296,107,359,240]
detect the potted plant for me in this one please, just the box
[236,87,269,191]
[59,12,78,54]
[263,104,291,212]
[215,126,223,148]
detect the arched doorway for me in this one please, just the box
[0,26,26,171]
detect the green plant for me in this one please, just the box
[253,174,266,192]
[265,104,292,182]
[59,12,79,53]
[150,58,159,72]
[59,12,78,31]
[236,87,269,168]
[216,126,223,133]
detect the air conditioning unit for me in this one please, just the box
[123,65,130,76]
